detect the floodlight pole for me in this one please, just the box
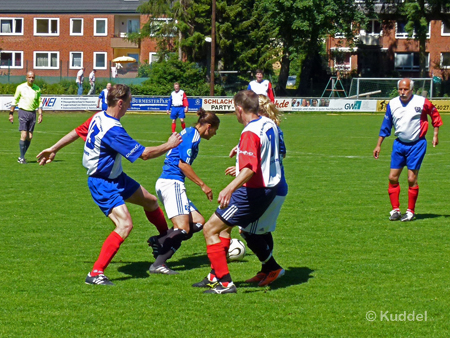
[210,0,216,96]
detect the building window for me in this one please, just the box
[70,52,83,69]
[334,53,351,71]
[396,21,430,39]
[94,52,107,69]
[34,51,59,69]
[394,52,429,71]
[127,19,140,34]
[441,53,450,69]
[367,20,381,36]
[149,52,159,64]
[94,18,107,36]
[34,18,59,36]
[0,51,23,68]
[442,21,450,36]
[70,18,83,36]
[0,18,23,35]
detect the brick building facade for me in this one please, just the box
[0,0,157,78]
[327,18,450,79]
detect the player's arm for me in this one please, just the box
[218,168,254,209]
[37,92,43,124]
[373,136,385,159]
[179,161,213,201]
[166,95,172,114]
[424,99,443,147]
[267,82,275,103]
[9,86,21,123]
[37,130,80,165]
[140,132,182,160]
[183,92,189,113]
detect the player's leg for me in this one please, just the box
[388,140,406,220]
[179,108,186,130]
[203,214,236,293]
[180,117,186,130]
[402,139,426,221]
[126,184,168,236]
[170,107,178,133]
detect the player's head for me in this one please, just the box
[255,69,264,82]
[398,78,414,103]
[106,83,112,91]
[258,94,282,126]
[234,90,259,114]
[26,71,35,86]
[196,108,220,140]
[174,82,180,91]
[108,84,131,110]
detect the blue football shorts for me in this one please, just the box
[88,172,141,216]
[170,106,185,120]
[215,186,277,227]
[391,138,427,170]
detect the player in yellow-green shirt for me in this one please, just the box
[9,71,43,164]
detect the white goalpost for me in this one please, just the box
[349,78,433,99]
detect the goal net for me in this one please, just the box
[348,78,433,99]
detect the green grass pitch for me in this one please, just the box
[1,111,449,337]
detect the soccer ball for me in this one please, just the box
[227,239,246,262]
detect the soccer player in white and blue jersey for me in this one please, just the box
[373,78,442,222]
[97,83,111,111]
[83,84,182,285]
[148,109,220,274]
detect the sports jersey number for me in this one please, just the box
[266,127,276,162]
[86,122,100,150]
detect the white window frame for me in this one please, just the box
[34,18,59,36]
[70,52,83,69]
[440,52,450,69]
[395,21,430,39]
[70,18,84,36]
[0,17,23,35]
[149,52,159,64]
[0,51,23,68]
[94,52,107,69]
[33,51,60,69]
[441,21,450,36]
[394,52,429,71]
[366,19,382,36]
[94,18,108,36]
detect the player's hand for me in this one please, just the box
[36,149,56,166]
[201,184,213,201]
[8,114,13,124]
[38,114,43,124]
[433,136,439,147]
[373,146,381,159]
[218,187,232,209]
[167,132,182,148]
[225,166,236,177]
[229,145,238,158]
[166,110,170,115]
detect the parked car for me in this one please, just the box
[286,75,297,88]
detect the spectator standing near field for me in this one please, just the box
[76,67,85,95]
[9,71,43,164]
[247,69,275,103]
[373,78,443,222]
[197,90,281,294]
[166,82,189,133]
[88,69,96,95]
[97,83,111,111]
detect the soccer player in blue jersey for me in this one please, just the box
[97,83,111,111]
[373,78,442,222]
[148,108,220,274]
[83,84,182,285]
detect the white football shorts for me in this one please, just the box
[239,195,286,234]
[155,178,198,219]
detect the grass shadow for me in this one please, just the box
[237,266,314,293]
[415,213,450,220]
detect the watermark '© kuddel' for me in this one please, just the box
[366,311,428,322]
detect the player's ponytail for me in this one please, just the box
[196,108,220,129]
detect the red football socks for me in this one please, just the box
[172,123,176,133]
[408,185,419,213]
[388,182,400,210]
[145,208,168,235]
[220,236,231,253]
[207,243,229,280]
[181,122,186,130]
[91,231,124,276]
